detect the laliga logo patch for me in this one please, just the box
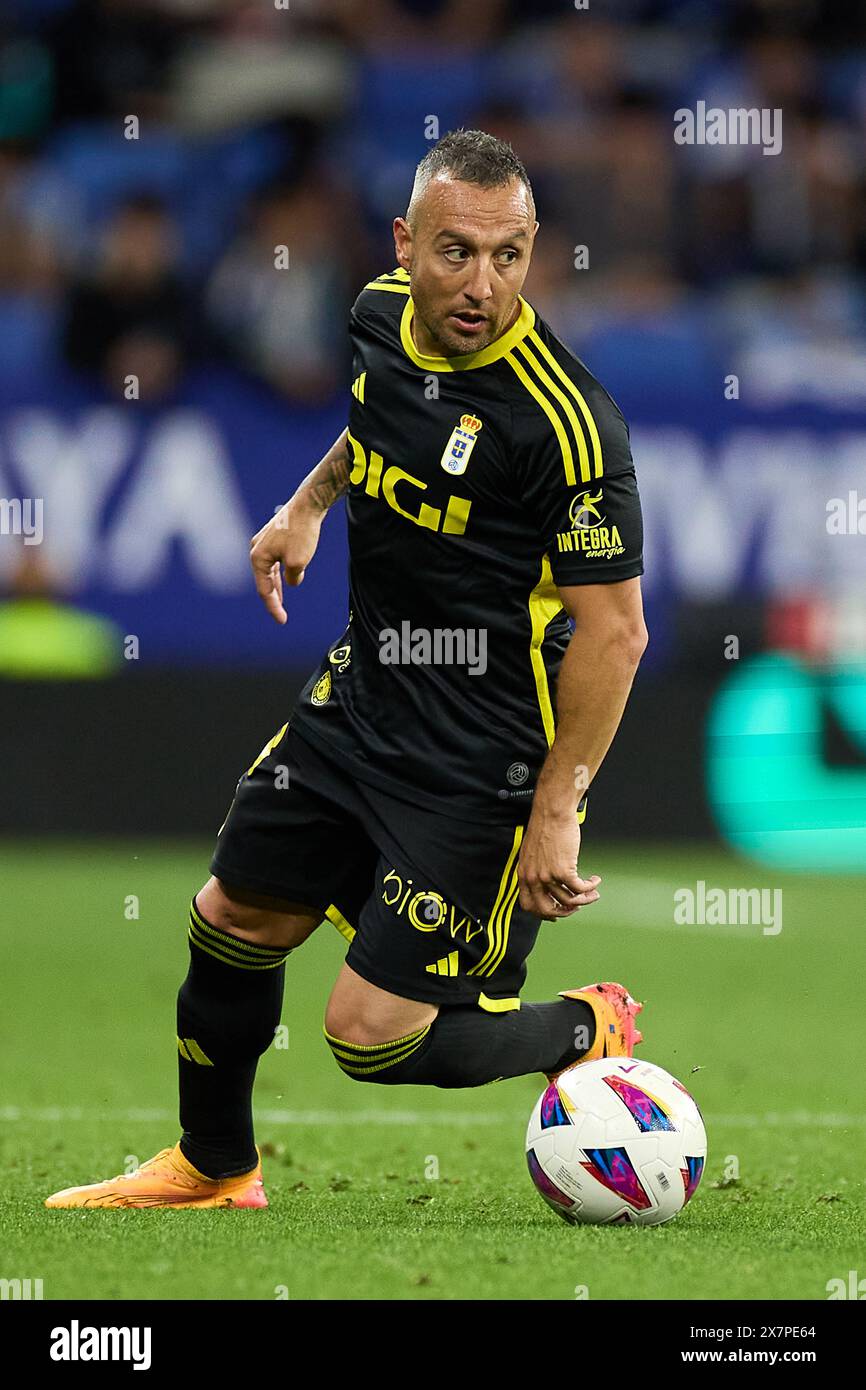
[440,413,482,475]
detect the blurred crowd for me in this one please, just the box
[1,0,865,406]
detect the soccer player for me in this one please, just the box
[47,131,648,1210]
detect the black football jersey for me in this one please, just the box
[290,266,644,822]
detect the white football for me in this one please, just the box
[526,1057,707,1226]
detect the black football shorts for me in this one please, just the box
[210,722,548,1011]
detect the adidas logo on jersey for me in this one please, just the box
[351,371,366,403]
[426,951,459,977]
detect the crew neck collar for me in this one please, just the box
[399,295,536,372]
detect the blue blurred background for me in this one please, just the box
[2,0,866,856]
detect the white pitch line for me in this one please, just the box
[2,1106,865,1128]
[0,1105,502,1127]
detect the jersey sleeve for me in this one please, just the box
[515,387,644,587]
[348,270,408,360]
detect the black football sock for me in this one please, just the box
[325,998,595,1088]
[177,897,290,1178]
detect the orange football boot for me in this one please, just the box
[44,1144,267,1209]
[548,981,644,1080]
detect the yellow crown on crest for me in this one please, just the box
[460,414,482,433]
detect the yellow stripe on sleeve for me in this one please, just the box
[527,329,603,478]
[515,340,591,484]
[505,350,575,486]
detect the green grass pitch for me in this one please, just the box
[1,840,864,1301]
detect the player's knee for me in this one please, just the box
[322,1023,430,1084]
[323,1005,435,1085]
[323,996,373,1047]
[194,877,317,950]
[200,878,262,934]
[322,1001,374,1082]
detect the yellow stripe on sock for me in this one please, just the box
[328,1032,430,1076]
[322,1024,430,1055]
[327,1038,419,1067]
[182,1038,214,1066]
[189,903,287,960]
[188,925,287,971]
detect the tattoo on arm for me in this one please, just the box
[305,435,352,514]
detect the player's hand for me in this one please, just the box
[249,498,324,625]
[517,806,601,920]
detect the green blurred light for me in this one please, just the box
[706,652,866,871]
[0,598,121,679]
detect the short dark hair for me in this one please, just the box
[407,129,534,223]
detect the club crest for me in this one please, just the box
[440,414,482,475]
